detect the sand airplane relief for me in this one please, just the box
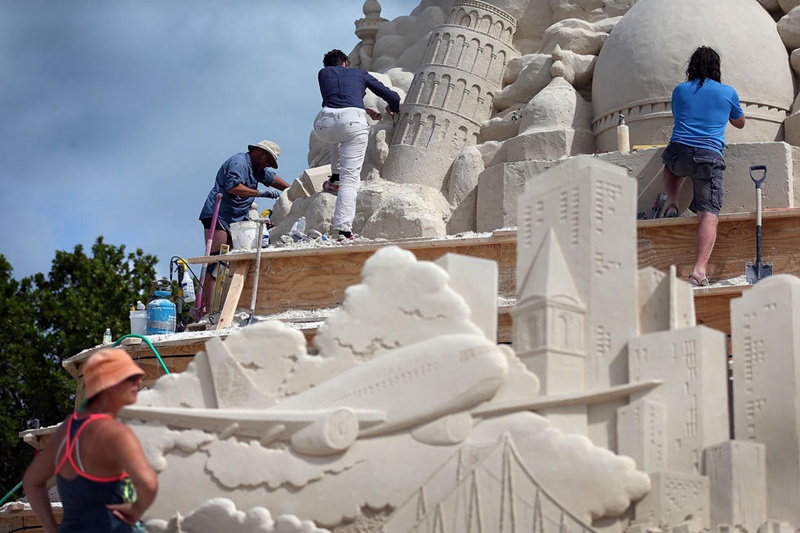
[120,333,512,456]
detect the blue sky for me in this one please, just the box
[0,0,417,280]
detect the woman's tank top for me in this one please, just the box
[55,413,139,532]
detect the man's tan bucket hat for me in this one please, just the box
[248,140,280,168]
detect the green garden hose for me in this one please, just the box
[113,334,171,375]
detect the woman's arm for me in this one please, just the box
[105,423,158,525]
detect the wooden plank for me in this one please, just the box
[216,262,248,330]
[186,231,517,265]
[195,210,800,322]
[230,240,517,316]
[638,209,800,281]
[693,285,747,335]
[0,505,63,533]
[63,331,228,408]
[71,353,200,409]
[498,306,512,344]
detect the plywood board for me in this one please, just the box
[638,210,800,281]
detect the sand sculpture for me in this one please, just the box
[111,156,800,533]
[109,156,800,532]
[12,1,800,531]
[270,0,800,241]
[119,1,800,530]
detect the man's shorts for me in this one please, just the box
[200,218,232,277]
[661,141,726,215]
[200,217,230,232]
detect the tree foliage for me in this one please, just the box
[0,237,157,498]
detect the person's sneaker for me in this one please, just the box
[336,231,355,243]
[322,180,339,195]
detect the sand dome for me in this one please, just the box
[591,0,794,152]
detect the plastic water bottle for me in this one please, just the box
[290,216,306,242]
[103,328,112,345]
[616,113,630,153]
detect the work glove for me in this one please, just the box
[258,188,280,199]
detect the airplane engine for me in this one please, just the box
[290,408,359,456]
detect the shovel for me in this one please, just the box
[745,165,773,284]
[241,217,269,326]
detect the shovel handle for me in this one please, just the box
[749,165,767,189]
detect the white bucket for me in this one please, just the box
[230,221,258,251]
[130,310,147,336]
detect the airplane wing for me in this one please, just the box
[120,405,386,456]
[472,379,663,417]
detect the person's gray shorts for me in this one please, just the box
[662,141,726,215]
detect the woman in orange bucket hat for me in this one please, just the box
[23,348,158,532]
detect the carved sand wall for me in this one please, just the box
[125,157,800,533]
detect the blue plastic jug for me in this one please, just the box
[146,290,176,335]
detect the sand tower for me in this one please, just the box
[381,0,518,190]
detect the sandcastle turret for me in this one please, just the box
[381,0,518,190]
[354,0,386,71]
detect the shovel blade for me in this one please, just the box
[745,262,773,284]
[240,312,259,327]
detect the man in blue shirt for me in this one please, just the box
[662,46,745,286]
[314,49,401,241]
[198,140,290,312]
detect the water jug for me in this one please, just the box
[130,309,147,335]
[147,290,176,335]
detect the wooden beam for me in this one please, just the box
[0,504,63,532]
[190,211,800,323]
[192,234,518,316]
[692,285,747,335]
[216,262,249,330]
[638,209,800,281]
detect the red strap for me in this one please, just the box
[55,413,126,482]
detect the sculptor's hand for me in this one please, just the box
[385,105,396,118]
[366,108,382,120]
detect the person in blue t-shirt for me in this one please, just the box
[314,49,401,242]
[661,46,745,287]
[198,140,290,312]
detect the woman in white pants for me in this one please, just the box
[314,49,401,241]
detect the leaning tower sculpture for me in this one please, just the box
[381,0,518,190]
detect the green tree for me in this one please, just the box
[0,255,66,498]
[33,237,157,362]
[0,238,157,497]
